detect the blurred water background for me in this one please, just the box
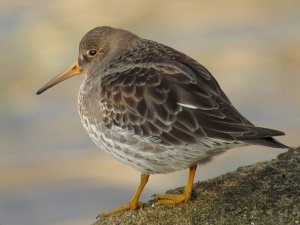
[0,1,300,225]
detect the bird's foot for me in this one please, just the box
[97,201,143,218]
[154,193,190,205]
[155,166,196,205]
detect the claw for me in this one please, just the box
[97,201,143,218]
[155,193,189,205]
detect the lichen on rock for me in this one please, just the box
[94,148,300,225]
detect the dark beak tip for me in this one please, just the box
[36,88,44,95]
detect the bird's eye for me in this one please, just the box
[88,49,97,57]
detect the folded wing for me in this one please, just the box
[99,52,287,148]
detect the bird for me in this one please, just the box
[36,26,289,218]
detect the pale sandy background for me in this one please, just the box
[0,1,300,225]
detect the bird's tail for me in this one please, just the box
[243,137,290,149]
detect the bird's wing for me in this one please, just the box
[100,60,284,146]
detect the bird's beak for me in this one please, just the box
[36,61,81,95]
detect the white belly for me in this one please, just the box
[79,114,246,174]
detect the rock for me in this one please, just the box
[94,148,300,225]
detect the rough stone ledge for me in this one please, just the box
[94,147,300,225]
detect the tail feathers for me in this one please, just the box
[243,137,290,149]
[240,126,289,149]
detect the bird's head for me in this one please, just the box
[36,26,136,95]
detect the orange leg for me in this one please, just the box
[98,174,149,218]
[155,165,197,205]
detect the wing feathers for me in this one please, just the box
[100,53,285,146]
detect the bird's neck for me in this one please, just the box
[78,74,104,120]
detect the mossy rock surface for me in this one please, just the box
[94,148,300,225]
